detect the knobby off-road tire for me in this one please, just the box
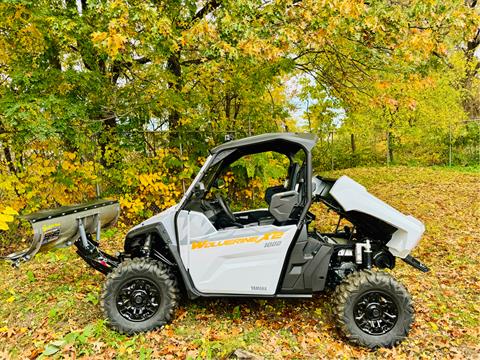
[102,258,179,334]
[333,270,413,348]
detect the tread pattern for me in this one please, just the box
[101,258,179,334]
[332,270,414,348]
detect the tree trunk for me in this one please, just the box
[167,54,182,138]
[330,131,334,170]
[98,113,117,167]
[225,94,231,122]
[233,97,241,120]
[386,131,394,165]
[350,133,356,167]
[3,145,16,174]
[462,1,479,118]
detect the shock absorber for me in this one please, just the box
[355,239,372,269]
[141,234,152,257]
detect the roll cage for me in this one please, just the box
[177,133,318,229]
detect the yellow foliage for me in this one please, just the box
[91,30,127,57]
[91,31,108,43]
[0,147,98,218]
[106,33,127,57]
[0,207,18,232]
[1,144,283,228]
[114,149,197,224]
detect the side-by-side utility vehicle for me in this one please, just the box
[2,133,429,348]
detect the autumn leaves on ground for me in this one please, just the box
[0,166,479,359]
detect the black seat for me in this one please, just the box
[265,162,300,205]
[287,163,300,191]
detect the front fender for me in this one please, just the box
[124,222,173,253]
[124,221,203,300]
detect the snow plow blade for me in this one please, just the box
[1,199,120,272]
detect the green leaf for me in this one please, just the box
[85,292,99,305]
[63,332,79,344]
[26,270,35,283]
[42,344,59,356]
[232,305,241,319]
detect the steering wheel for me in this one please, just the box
[215,194,237,223]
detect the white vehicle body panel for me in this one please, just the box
[177,210,297,295]
[330,176,425,258]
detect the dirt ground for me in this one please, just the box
[0,166,479,359]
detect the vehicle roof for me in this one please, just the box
[210,132,318,155]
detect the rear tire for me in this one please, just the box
[102,258,178,334]
[333,270,413,348]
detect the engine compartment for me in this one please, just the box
[280,223,397,293]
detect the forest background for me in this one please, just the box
[0,0,479,229]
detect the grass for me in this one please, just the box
[0,166,479,359]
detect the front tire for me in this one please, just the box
[102,258,178,334]
[333,270,413,348]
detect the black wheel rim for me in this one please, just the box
[353,290,399,335]
[116,278,161,322]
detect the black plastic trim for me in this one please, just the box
[302,245,333,291]
[280,241,334,293]
[275,224,307,293]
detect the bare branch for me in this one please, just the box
[192,0,222,22]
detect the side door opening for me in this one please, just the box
[177,148,310,295]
